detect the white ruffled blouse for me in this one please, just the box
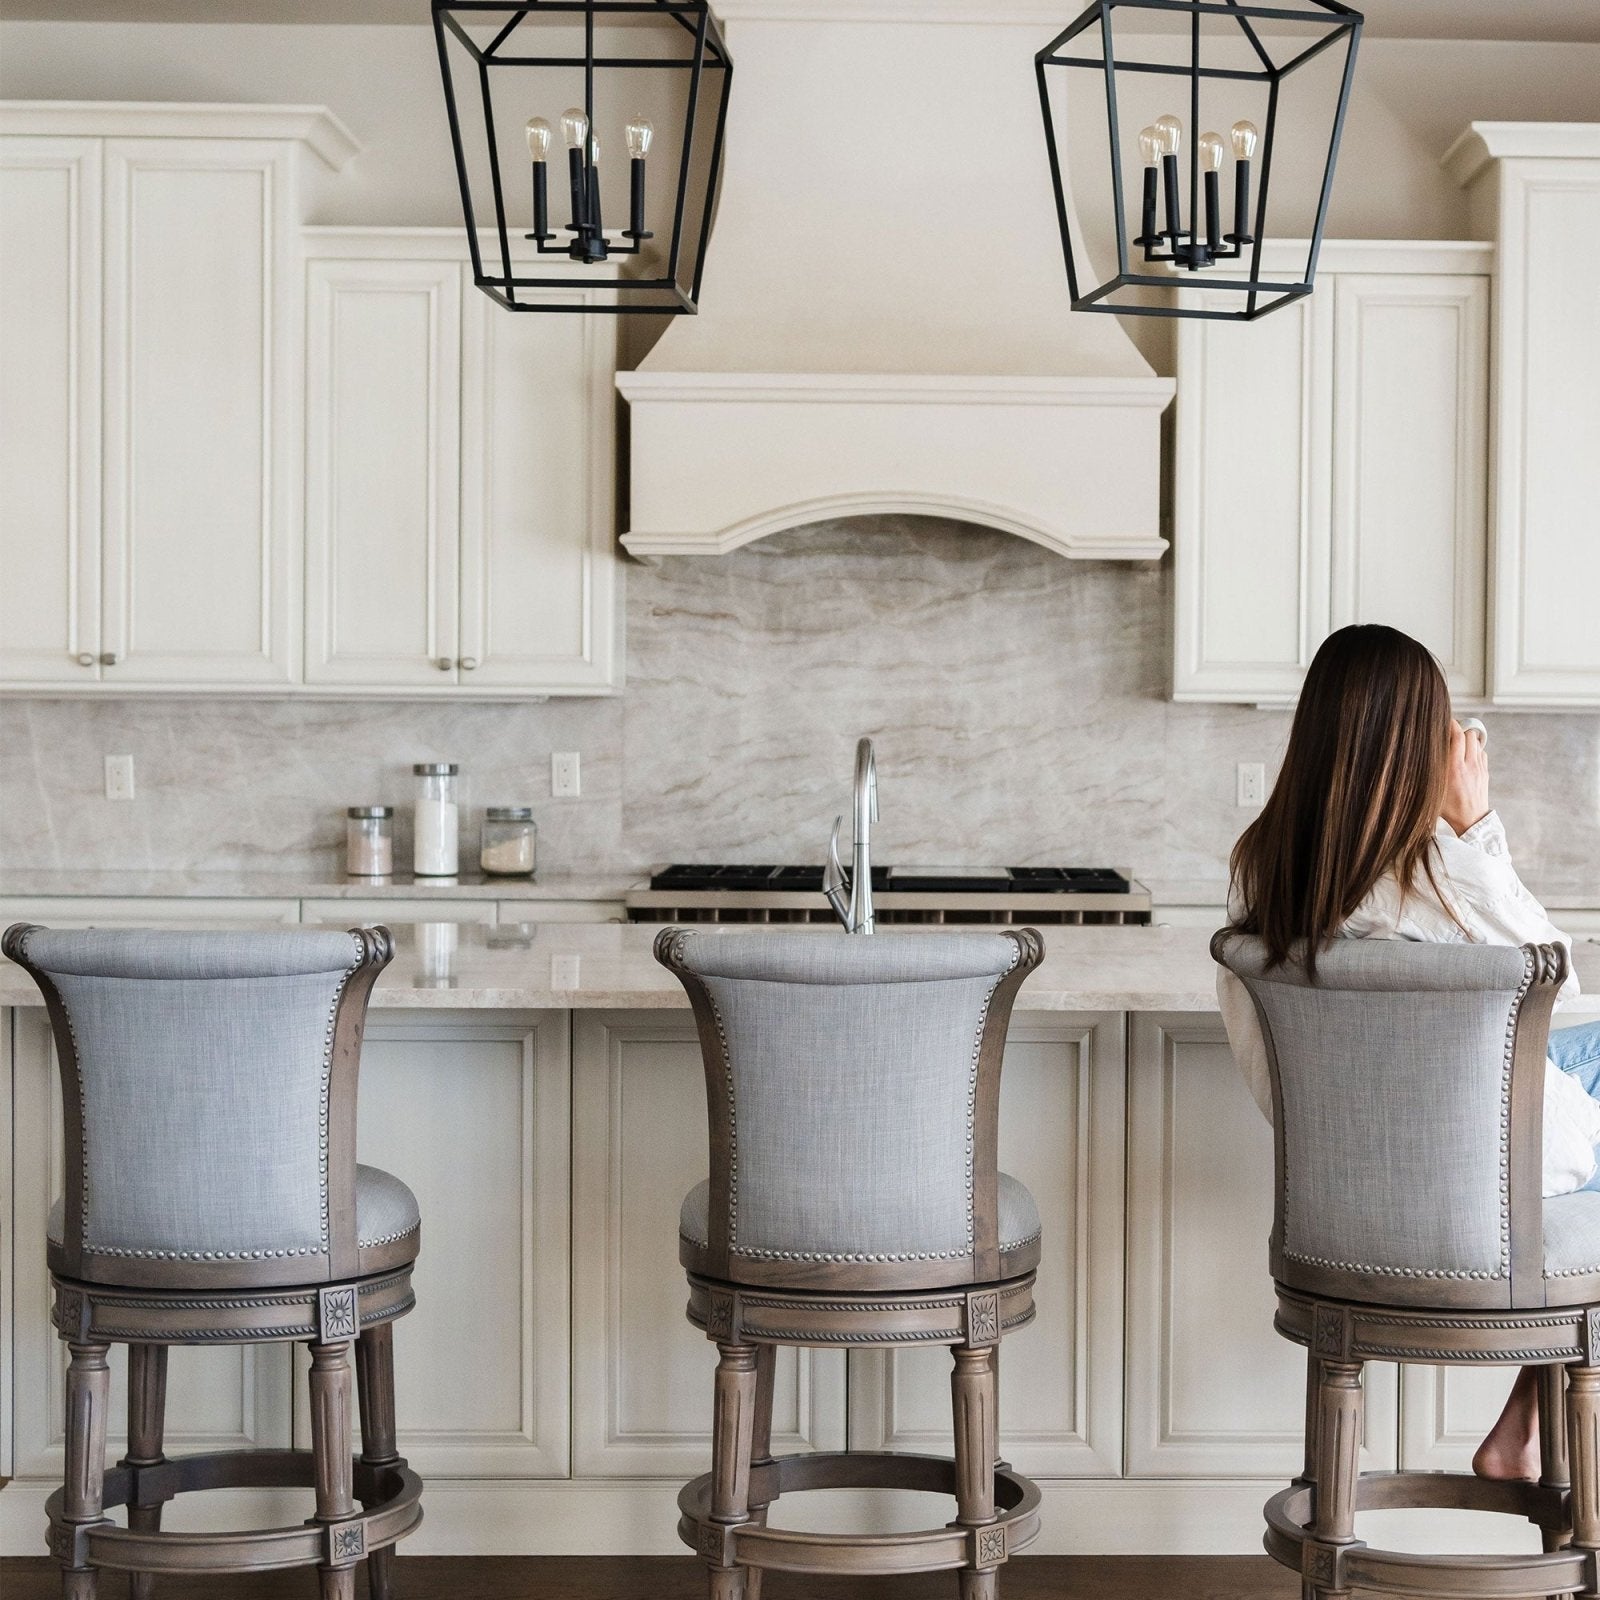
[1216,811,1600,1198]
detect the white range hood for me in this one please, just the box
[617,0,1174,561]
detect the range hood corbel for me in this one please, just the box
[617,0,1174,562]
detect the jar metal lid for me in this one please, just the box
[412,762,460,776]
[485,806,536,821]
[347,806,394,819]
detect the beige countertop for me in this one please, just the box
[6,920,1600,1014]
[0,868,638,902]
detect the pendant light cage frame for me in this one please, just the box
[433,0,732,314]
[1036,0,1362,322]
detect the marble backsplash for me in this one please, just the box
[4,518,1599,893]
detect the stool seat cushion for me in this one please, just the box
[49,1163,420,1281]
[1543,1189,1600,1288]
[679,1170,1041,1280]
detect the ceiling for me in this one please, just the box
[6,0,1600,38]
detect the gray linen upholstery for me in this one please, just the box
[667,930,1028,1264]
[678,1172,1041,1253]
[49,1163,419,1253]
[12,926,381,1270]
[1216,935,1540,1291]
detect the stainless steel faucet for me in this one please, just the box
[823,737,877,934]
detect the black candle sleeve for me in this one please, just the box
[628,156,648,241]
[532,163,550,241]
[1232,158,1252,243]
[588,163,603,240]
[1161,151,1182,243]
[567,146,587,233]
[1204,169,1221,256]
[1139,165,1158,249]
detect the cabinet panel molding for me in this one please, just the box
[101,138,299,685]
[847,1015,1125,1477]
[571,1011,846,1477]
[0,137,102,686]
[1125,1014,1397,1477]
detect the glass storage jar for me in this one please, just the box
[345,807,394,877]
[413,763,461,876]
[480,807,537,877]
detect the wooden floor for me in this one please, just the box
[2,1555,1298,1598]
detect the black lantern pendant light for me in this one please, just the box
[432,0,732,314]
[1036,0,1362,322]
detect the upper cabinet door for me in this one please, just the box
[304,257,462,686]
[100,138,298,685]
[458,282,619,693]
[1331,274,1489,698]
[0,137,102,685]
[1172,290,1334,702]
[1491,163,1600,704]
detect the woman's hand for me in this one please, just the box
[1441,719,1490,837]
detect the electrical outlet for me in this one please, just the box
[105,755,135,801]
[1236,761,1266,808]
[551,751,581,798]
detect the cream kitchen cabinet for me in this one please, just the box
[1449,124,1600,705]
[0,104,357,693]
[1173,241,1491,703]
[304,230,620,697]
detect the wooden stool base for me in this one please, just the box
[45,1449,423,1577]
[1265,1471,1580,1598]
[678,1450,1041,1578]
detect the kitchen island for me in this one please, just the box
[4,922,1598,1558]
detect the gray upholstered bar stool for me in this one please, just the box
[1215,931,1600,1600]
[2,923,423,1600]
[656,926,1046,1600]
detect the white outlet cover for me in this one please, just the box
[104,754,135,801]
[1236,762,1266,808]
[551,751,581,798]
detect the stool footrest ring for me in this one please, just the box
[45,1448,423,1575]
[678,1450,1040,1578]
[1266,1472,1582,1599]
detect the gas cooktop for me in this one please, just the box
[627,865,1150,926]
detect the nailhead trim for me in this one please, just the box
[43,932,365,1263]
[1282,1249,1505,1282]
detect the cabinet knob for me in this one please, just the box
[99,652,121,667]
[76,652,96,667]
[460,657,479,671]
[436,657,455,672]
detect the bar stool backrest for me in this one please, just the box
[1213,931,1567,1311]
[2,923,391,1289]
[657,927,1042,1290]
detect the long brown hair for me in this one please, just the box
[1229,624,1457,975]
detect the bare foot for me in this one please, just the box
[1473,1366,1543,1481]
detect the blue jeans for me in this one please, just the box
[1550,1021,1600,1192]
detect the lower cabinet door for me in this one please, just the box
[1125,1014,1398,1477]
[570,1011,847,1477]
[9,1010,292,1483]
[846,1014,1126,1477]
[294,1010,572,1479]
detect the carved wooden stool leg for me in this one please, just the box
[738,1344,777,1600]
[953,1345,1000,1600]
[310,1341,358,1600]
[122,1344,169,1600]
[706,1342,759,1600]
[1298,1349,1323,1600]
[355,1325,400,1600]
[1309,1360,1363,1600]
[60,1341,111,1600]
[1568,1364,1600,1599]
[1539,1364,1572,1565]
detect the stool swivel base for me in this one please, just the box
[680,1273,1042,1599]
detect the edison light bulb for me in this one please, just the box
[625,116,654,160]
[588,131,601,164]
[1198,131,1225,172]
[1154,114,1183,156]
[1231,119,1259,160]
[525,116,552,162]
[560,107,589,149]
[1138,124,1163,165]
